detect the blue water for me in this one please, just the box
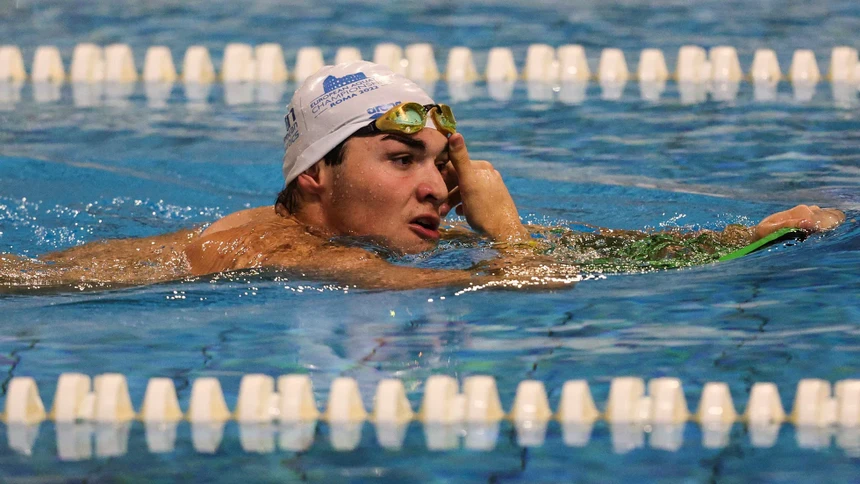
[2,0,860,481]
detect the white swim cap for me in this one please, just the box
[282,61,435,185]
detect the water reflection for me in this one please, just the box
[639,81,665,102]
[7,422,40,456]
[678,81,708,104]
[831,82,857,108]
[711,81,739,102]
[753,80,779,102]
[487,80,514,101]
[72,82,103,107]
[600,80,626,101]
[56,422,92,460]
[145,421,178,453]
[184,82,212,106]
[447,81,476,103]
[792,80,816,103]
[145,81,174,107]
[0,80,24,108]
[33,81,62,103]
[225,82,254,106]
[256,82,287,104]
[558,81,587,105]
[238,422,276,453]
[526,81,555,102]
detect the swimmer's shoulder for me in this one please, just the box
[185,209,320,275]
[202,207,281,237]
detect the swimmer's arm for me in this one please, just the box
[593,224,754,247]
[186,224,573,290]
[299,248,489,290]
[184,223,488,289]
[586,204,845,244]
[6,229,200,286]
[685,204,844,244]
[296,247,577,290]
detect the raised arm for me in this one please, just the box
[442,133,531,244]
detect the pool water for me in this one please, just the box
[1,0,860,481]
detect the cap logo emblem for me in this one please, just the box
[310,72,381,117]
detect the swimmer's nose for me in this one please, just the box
[416,166,449,210]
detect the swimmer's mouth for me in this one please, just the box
[409,215,441,240]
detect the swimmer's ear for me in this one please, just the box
[296,162,326,197]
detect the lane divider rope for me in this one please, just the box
[1,43,858,105]
[1,374,858,458]
[0,43,857,86]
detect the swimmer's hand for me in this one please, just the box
[443,134,529,242]
[754,204,845,241]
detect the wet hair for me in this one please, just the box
[275,125,376,214]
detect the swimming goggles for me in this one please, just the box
[368,102,457,137]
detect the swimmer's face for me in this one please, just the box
[319,128,451,253]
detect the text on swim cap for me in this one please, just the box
[310,73,384,117]
[284,107,300,149]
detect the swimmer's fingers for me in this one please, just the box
[754,205,845,240]
[441,135,473,216]
[444,133,527,240]
[446,133,474,185]
[755,217,815,240]
[810,207,845,231]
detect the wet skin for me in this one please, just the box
[0,132,846,290]
[181,129,539,288]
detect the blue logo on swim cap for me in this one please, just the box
[367,101,402,119]
[322,73,367,93]
[310,72,380,117]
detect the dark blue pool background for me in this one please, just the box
[1,0,860,482]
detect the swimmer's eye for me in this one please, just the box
[390,155,414,166]
[435,162,448,172]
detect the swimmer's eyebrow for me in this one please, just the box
[382,133,426,151]
[381,133,449,158]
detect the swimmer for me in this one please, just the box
[1,62,845,289]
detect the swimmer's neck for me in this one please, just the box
[276,201,339,239]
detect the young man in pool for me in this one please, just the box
[182,61,540,288]
[3,61,846,289]
[181,61,844,284]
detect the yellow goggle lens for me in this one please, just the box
[375,102,426,134]
[373,102,457,136]
[429,104,457,136]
